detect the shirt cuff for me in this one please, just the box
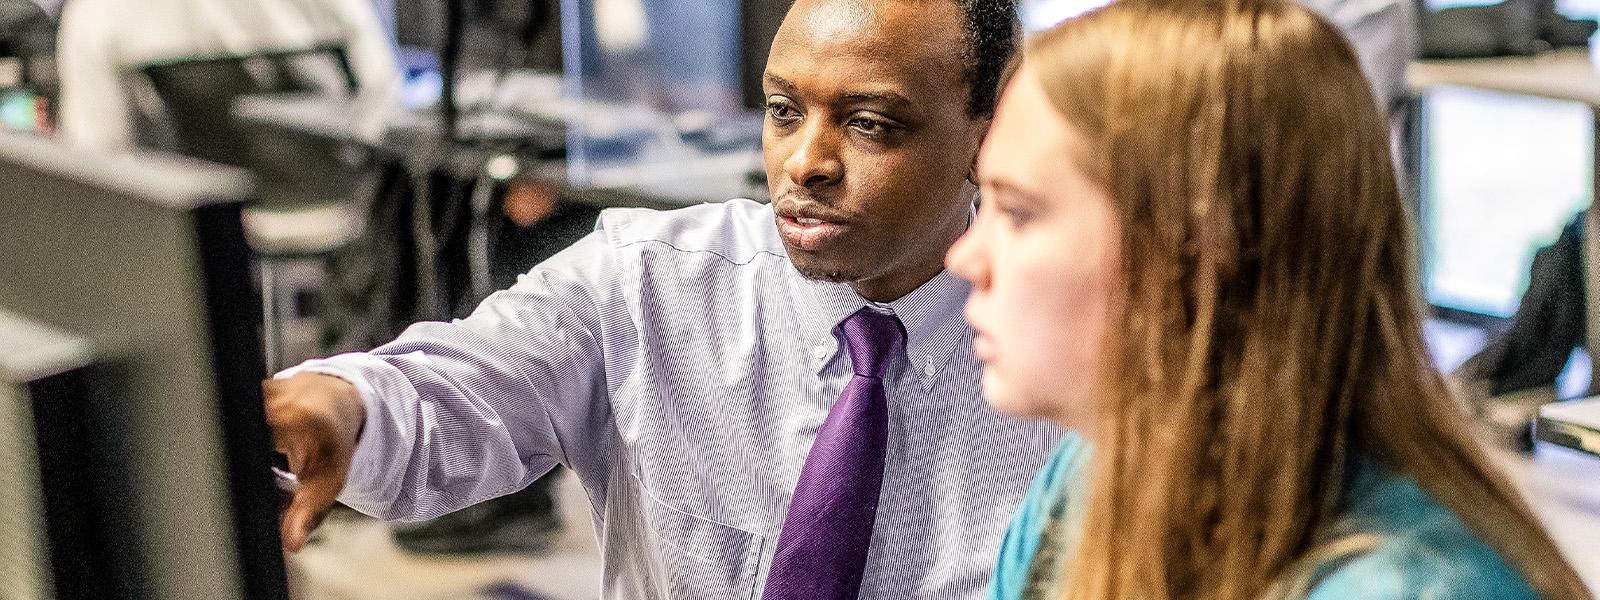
[275,353,409,516]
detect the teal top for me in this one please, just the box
[988,436,1541,600]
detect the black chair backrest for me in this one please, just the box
[134,44,355,167]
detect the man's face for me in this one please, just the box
[762,0,986,301]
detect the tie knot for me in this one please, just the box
[839,307,905,378]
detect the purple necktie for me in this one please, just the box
[763,307,905,600]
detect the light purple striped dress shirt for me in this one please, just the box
[282,199,1064,599]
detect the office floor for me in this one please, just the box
[289,470,602,600]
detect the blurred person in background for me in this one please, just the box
[948,0,1591,598]
[1301,0,1415,116]
[54,0,399,150]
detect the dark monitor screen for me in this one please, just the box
[392,0,562,70]
[0,132,287,600]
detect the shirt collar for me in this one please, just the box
[789,265,973,391]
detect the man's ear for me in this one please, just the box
[968,117,992,186]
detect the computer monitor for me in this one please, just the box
[0,310,108,600]
[0,132,287,599]
[1417,86,1593,322]
[134,45,356,168]
[392,0,562,70]
[560,0,743,115]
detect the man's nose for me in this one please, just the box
[783,122,843,189]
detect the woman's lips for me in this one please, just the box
[778,215,849,251]
[972,332,996,362]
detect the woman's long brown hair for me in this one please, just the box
[1026,1,1590,598]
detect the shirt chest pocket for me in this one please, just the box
[634,475,766,600]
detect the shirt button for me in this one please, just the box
[923,362,936,377]
[813,346,829,362]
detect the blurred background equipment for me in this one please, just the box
[131,45,358,168]
[0,311,103,600]
[52,0,401,151]
[1419,0,1599,59]
[1403,12,1600,467]
[1538,396,1600,454]
[0,131,287,600]
[0,0,55,132]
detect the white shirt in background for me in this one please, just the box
[55,0,400,150]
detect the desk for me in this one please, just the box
[1409,49,1600,106]
[1505,444,1600,589]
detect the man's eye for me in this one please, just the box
[766,102,800,124]
[848,117,891,135]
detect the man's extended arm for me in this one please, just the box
[268,230,627,551]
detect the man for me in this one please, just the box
[268,0,1060,597]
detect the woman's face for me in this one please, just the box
[946,65,1121,429]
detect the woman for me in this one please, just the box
[945,0,1591,598]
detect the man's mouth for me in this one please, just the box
[775,198,851,252]
[778,215,849,251]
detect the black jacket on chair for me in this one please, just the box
[1457,213,1589,397]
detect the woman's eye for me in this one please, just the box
[1001,206,1036,227]
[984,192,1039,229]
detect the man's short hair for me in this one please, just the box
[956,0,1021,118]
